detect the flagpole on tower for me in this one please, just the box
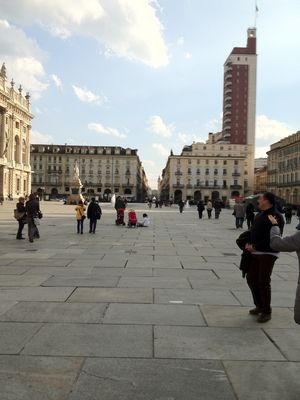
[254,0,259,28]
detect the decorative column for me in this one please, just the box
[0,109,6,157]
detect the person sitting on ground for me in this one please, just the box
[128,209,137,227]
[138,213,150,227]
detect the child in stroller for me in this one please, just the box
[128,209,137,228]
[115,208,125,226]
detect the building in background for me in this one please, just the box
[159,133,250,204]
[0,63,32,200]
[255,157,267,170]
[254,165,267,193]
[267,131,300,204]
[30,144,149,202]
[213,27,257,193]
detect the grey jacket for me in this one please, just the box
[270,226,300,324]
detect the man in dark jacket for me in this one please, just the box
[245,192,284,323]
[197,201,205,219]
[87,197,102,234]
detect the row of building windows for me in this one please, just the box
[177,159,240,166]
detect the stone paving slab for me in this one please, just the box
[0,274,51,287]
[0,266,31,275]
[69,358,236,400]
[201,305,295,328]
[41,276,119,287]
[224,361,300,400]
[154,326,285,360]
[118,276,190,288]
[265,328,300,361]
[0,301,17,316]
[68,287,153,303]
[154,288,240,305]
[103,303,205,325]
[233,290,296,308]
[0,322,42,354]
[22,323,153,357]
[0,355,83,400]
[0,287,75,302]
[152,268,218,279]
[0,301,107,323]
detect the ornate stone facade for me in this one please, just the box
[30,144,149,202]
[0,63,33,201]
[267,131,300,204]
[159,133,253,204]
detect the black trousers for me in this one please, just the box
[207,209,212,219]
[17,220,25,239]
[246,254,277,314]
[246,215,255,229]
[89,218,97,233]
[198,211,203,219]
[77,219,84,233]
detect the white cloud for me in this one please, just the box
[185,52,192,60]
[206,113,223,131]
[51,74,62,89]
[255,114,295,158]
[178,132,205,144]
[88,122,126,139]
[152,143,169,158]
[30,130,53,144]
[1,0,168,68]
[256,115,294,142]
[147,115,173,138]
[177,36,185,46]
[72,85,107,105]
[0,20,48,98]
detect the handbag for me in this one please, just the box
[96,212,101,220]
[14,209,25,221]
[38,211,43,219]
[81,215,86,221]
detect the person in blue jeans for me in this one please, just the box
[75,200,86,234]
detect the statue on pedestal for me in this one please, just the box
[67,160,84,204]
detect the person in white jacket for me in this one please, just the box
[269,214,300,324]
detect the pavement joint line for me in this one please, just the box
[66,357,86,400]
[212,269,221,279]
[197,305,208,327]
[221,360,239,400]
[17,322,44,356]
[64,287,78,302]
[261,328,289,361]
[229,290,243,306]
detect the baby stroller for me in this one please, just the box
[128,210,137,228]
[115,208,125,226]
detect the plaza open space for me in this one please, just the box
[0,202,300,399]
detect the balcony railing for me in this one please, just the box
[175,171,183,176]
[186,184,193,189]
[232,172,241,177]
[122,184,134,188]
[173,184,184,188]
[230,185,242,190]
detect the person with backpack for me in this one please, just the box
[87,198,102,234]
[75,200,86,234]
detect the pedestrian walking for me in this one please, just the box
[246,202,255,229]
[197,200,205,219]
[178,200,185,213]
[284,204,293,224]
[245,192,284,323]
[269,214,300,324]
[214,199,222,219]
[87,197,102,234]
[15,196,26,240]
[75,200,86,234]
[234,200,246,229]
[206,200,213,219]
[25,193,41,243]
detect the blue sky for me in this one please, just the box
[0,0,299,187]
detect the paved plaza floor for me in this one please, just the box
[0,201,300,399]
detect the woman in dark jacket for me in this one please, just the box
[16,196,26,240]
